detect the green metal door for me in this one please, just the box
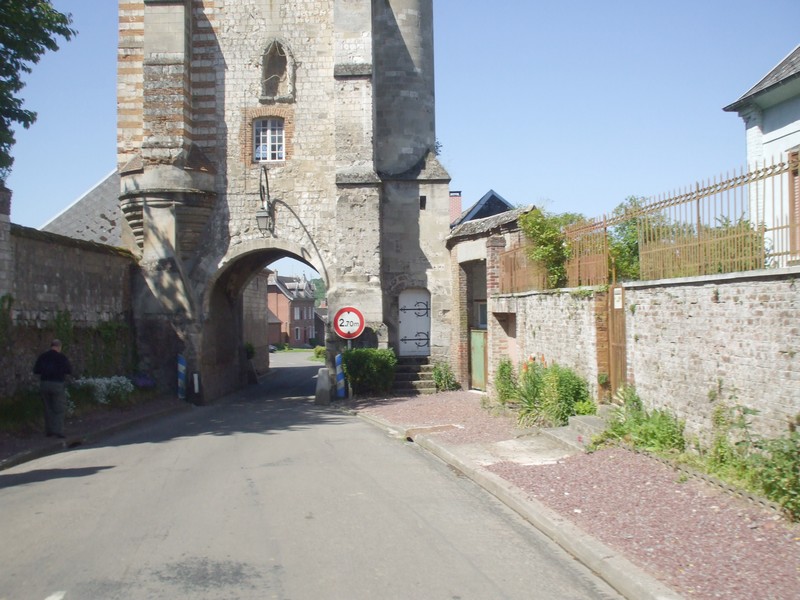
[470,329,487,390]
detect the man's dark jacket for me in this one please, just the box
[33,350,72,382]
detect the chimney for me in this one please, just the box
[449,190,462,223]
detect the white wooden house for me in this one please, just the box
[725,45,800,265]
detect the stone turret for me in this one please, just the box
[372,0,437,176]
[118,0,216,259]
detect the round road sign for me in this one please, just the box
[333,306,365,339]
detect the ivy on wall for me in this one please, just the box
[86,320,133,376]
[518,209,585,288]
[0,294,12,347]
[46,310,135,377]
[52,309,74,347]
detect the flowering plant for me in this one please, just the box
[71,376,134,405]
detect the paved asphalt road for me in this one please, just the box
[0,352,622,600]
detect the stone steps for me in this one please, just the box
[393,357,436,395]
[539,405,615,452]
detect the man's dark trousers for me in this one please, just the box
[40,380,67,437]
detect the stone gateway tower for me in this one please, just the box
[117,0,452,401]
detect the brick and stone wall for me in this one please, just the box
[1,226,137,396]
[242,271,270,374]
[625,272,800,440]
[495,268,800,441]
[513,289,601,394]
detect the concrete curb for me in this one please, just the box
[358,411,683,600]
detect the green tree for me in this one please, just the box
[518,208,584,288]
[608,196,645,282]
[0,0,75,181]
[310,277,326,306]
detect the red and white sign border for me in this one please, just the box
[333,306,366,339]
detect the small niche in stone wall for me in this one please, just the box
[260,40,295,103]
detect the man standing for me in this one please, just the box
[32,339,73,439]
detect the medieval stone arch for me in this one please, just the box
[118,0,451,402]
[197,242,323,401]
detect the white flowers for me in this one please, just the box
[72,376,134,405]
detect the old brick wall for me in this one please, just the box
[449,255,470,385]
[625,272,800,440]
[501,268,800,440]
[1,226,136,396]
[242,271,270,374]
[514,290,601,397]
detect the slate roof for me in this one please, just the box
[41,170,122,246]
[724,45,800,112]
[448,205,534,242]
[268,273,315,300]
[451,189,515,227]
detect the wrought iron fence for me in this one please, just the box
[500,153,799,292]
[564,216,609,287]
[564,153,800,285]
[499,245,547,293]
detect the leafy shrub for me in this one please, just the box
[574,399,597,416]
[514,356,591,427]
[538,364,590,426]
[751,431,800,520]
[593,385,685,453]
[516,358,544,420]
[593,390,800,520]
[1,377,155,433]
[704,403,754,482]
[634,409,686,453]
[518,209,585,288]
[432,361,460,391]
[608,196,645,281]
[341,348,397,396]
[313,346,326,359]
[494,359,517,405]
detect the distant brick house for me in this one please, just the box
[267,272,316,347]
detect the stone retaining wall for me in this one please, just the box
[502,268,800,440]
[625,271,800,440]
[0,225,136,396]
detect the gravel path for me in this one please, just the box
[349,391,800,600]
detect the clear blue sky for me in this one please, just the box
[5,1,800,252]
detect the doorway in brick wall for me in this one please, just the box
[608,285,627,394]
[470,329,487,390]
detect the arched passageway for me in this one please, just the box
[199,248,322,402]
